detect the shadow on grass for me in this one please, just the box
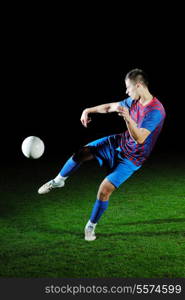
[35,225,185,239]
[108,217,185,227]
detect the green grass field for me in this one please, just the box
[0,154,185,278]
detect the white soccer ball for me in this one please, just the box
[21,136,45,159]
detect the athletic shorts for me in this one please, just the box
[87,135,141,188]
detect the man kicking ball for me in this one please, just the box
[38,69,166,241]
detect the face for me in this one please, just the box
[125,79,140,100]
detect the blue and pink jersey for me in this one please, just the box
[118,97,166,166]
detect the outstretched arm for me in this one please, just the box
[80,102,120,127]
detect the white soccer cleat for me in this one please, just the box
[84,221,97,241]
[38,179,65,194]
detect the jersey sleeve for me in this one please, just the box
[119,97,133,109]
[141,110,164,132]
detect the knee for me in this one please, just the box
[98,187,113,201]
[72,146,93,163]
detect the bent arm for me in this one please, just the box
[125,118,151,144]
[118,106,151,144]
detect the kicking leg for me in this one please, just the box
[38,146,94,194]
[85,178,116,241]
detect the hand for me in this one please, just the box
[117,106,130,122]
[80,109,92,127]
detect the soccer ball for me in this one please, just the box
[21,136,45,159]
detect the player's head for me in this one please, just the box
[125,69,149,100]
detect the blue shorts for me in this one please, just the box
[87,135,141,188]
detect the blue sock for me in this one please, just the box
[90,199,109,224]
[60,157,81,177]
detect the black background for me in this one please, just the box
[1,20,184,165]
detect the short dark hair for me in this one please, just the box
[125,68,149,87]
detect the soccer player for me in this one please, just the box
[38,69,166,241]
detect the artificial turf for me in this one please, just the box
[0,154,185,278]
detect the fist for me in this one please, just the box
[117,106,130,121]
